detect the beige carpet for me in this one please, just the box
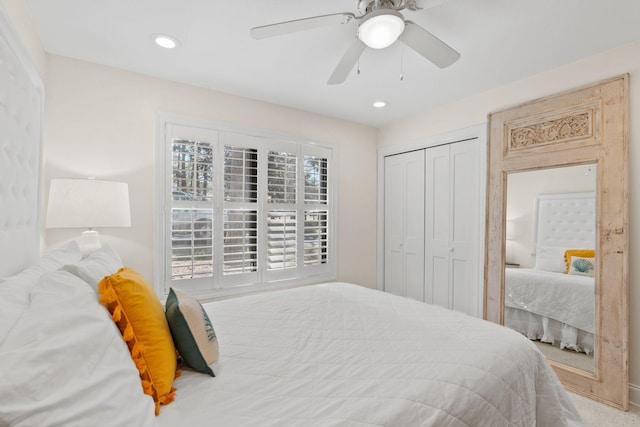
[530,341,638,425]
[569,392,640,426]
[532,341,638,425]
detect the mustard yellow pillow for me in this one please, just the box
[98,267,178,415]
[563,249,595,273]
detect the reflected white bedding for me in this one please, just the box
[158,283,583,427]
[505,268,594,333]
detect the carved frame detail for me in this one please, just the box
[510,111,591,147]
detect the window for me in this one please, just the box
[170,139,214,281]
[158,119,335,296]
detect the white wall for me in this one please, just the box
[378,41,640,403]
[42,54,379,289]
[506,165,596,267]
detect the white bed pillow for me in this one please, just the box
[0,240,82,285]
[533,246,567,273]
[0,270,157,427]
[0,241,82,342]
[63,244,123,291]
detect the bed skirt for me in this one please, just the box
[505,307,594,355]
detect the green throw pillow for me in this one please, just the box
[165,288,219,376]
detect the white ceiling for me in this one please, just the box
[24,0,640,127]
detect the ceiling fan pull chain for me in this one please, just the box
[356,33,361,75]
[400,44,404,81]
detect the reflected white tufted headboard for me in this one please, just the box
[0,6,44,277]
[532,192,596,256]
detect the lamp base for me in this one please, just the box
[80,230,102,257]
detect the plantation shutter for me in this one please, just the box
[223,209,257,274]
[304,210,328,266]
[266,210,297,270]
[221,142,259,285]
[303,152,329,269]
[267,151,296,203]
[265,150,297,273]
[170,139,215,280]
[304,155,328,204]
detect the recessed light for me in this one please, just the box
[154,34,178,49]
[373,100,388,108]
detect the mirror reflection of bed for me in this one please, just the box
[505,164,596,373]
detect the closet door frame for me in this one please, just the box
[377,124,487,316]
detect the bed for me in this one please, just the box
[0,7,584,427]
[504,193,596,355]
[161,282,582,426]
[0,249,585,427]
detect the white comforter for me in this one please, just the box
[158,283,583,427]
[505,269,594,333]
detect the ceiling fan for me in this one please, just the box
[250,0,460,85]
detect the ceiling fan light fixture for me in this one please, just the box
[154,34,178,49]
[358,9,405,49]
[373,100,388,108]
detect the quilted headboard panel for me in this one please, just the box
[533,192,596,252]
[0,7,44,277]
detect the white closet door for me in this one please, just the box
[425,145,451,307]
[384,150,425,300]
[425,139,479,314]
[450,139,479,316]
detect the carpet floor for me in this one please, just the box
[569,392,640,426]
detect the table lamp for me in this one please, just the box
[45,178,131,256]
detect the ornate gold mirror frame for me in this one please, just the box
[485,75,629,409]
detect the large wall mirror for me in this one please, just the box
[485,76,629,410]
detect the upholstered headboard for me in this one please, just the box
[0,6,44,277]
[532,192,596,262]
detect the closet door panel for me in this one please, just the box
[450,139,480,316]
[404,153,425,301]
[425,145,450,307]
[384,150,425,299]
[384,156,405,296]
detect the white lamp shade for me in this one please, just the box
[358,9,405,49]
[46,179,131,229]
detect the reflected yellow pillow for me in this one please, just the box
[563,249,595,273]
[98,267,178,415]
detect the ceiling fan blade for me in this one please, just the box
[250,12,355,39]
[327,39,366,85]
[399,21,460,68]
